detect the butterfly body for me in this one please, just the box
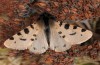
[4,12,93,54]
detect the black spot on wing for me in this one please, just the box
[69,32,76,35]
[54,46,57,49]
[14,41,16,43]
[24,28,29,34]
[31,38,34,41]
[58,31,62,34]
[9,37,14,40]
[30,25,34,29]
[63,44,66,47]
[33,47,36,50]
[20,38,26,41]
[35,38,37,40]
[81,34,83,36]
[17,32,21,36]
[33,34,36,37]
[62,35,65,38]
[59,21,63,27]
[64,24,70,29]
[73,26,77,29]
[81,29,86,32]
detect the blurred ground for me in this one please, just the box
[0,0,100,65]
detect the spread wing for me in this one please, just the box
[49,21,92,52]
[4,21,48,54]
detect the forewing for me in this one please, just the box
[49,21,92,52]
[53,21,92,44]
[4,21,41,50]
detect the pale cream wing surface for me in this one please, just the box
[54,21,93,44]
[49,21,92,52]
[28,29,48,54]
[4,21,42,50]
[50,28,71,52]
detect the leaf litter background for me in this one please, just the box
[0,0,100,65]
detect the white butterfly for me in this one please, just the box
[4,14,93,54]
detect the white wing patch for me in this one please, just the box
[49,21,92,52]
[50,28,71,52]
[4,21,48,54]
[28,29,48,54]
